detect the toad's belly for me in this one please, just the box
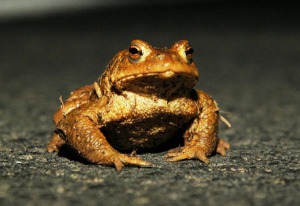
[99,91,199,152]
[101,113,192,152]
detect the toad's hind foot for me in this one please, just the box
[216,138,230,156]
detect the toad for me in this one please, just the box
[47,40,230,171]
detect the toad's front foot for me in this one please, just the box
[165,138,230,164]
[110,153,153,171]
[88,149,153,171]
[165,145,210,163]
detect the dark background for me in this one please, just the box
[0,1,299,205]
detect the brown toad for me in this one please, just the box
[47,39,230,171]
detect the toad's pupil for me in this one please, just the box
[129,47,140,55]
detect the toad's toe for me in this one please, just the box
[216,138,230,156]
[47,143,59,153]
[120,154,152,168]
[111,154,153,171]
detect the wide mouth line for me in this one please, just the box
[116,70,197,83]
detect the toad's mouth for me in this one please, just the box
[114,70,198,96]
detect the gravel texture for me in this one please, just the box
[0,1,299,206]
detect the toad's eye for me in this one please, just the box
[129,45,143,61]
[185,45,193,63]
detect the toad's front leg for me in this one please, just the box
[165,90,230,163]
[55,99,152,171]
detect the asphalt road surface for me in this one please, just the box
[0,1,299,205]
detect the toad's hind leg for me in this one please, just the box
[47,132,66,153]
[216,138,230,156]
[48,84,96,153]
[53,85,96,125]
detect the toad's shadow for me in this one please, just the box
[57,144,90,164]
[56,137,185,165]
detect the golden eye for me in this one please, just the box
[129,45,143,61]
[185,45,193,63]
